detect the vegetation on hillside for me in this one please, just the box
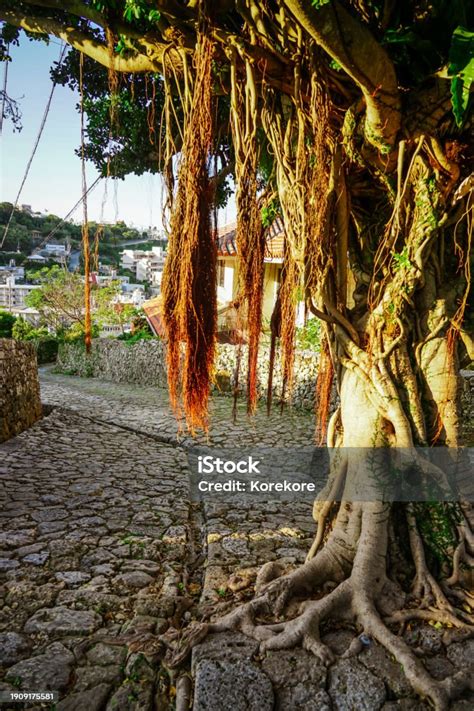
[0,202,160,267]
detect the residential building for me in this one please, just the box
[0,263,25,283]
[9,307,41,326]
[120,246,166,284]
[27,242,70,265]
[115,284,146,307]
[90,273,145,307]
[143,219,297,341]
[136,247,166,283]
[90,273,130,288]
[42,243,68,257]
[27,254,48,264]
[0,276,39,311]
[216,218,289,331]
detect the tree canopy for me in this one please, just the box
[1,3,474,707]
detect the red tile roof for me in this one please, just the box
[217,218,284,261]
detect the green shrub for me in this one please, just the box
[11,317,58,363]
[295,317,321,351]
[12,318,48,341]
[34,337,59,364]
[0,310,17,338]
[63,322,100,342]
[116,330,154,345]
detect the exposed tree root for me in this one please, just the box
[171,500,474,711]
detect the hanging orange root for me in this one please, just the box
[238,186,266,415]
[279,255,298,408]
[315,335,334,445]
[161,29,216,432]
[79,53,92,354]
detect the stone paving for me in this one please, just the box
[0,405,191,710]
[0,369,472,710]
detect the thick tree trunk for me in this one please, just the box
[193,340,473,710]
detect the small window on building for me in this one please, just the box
[217,260,225,287]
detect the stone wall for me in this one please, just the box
[0,339,42,442]
[56,340,474,420]
[56,339,320,409]
[57,339,168,387]
[215,343,319,409]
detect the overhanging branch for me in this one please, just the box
[0,7,170,72]
[283,0,401,149]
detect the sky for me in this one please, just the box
[1,39,236,231]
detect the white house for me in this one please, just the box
[143,219,308,341]
[115,283,146,306]
[43,243,67,255]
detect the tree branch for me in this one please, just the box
[282,0,401,149]
[0,7,173,72]
[19,0,105,27]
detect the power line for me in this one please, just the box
[33,175,102,253]
[0,42,68,249]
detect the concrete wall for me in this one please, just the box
[0,339,42,442]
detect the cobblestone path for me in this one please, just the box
[38,368,315,446]
[0,370,472,710]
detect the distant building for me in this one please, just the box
[98,264,118,277]
[90,273,130,287]
[0,262,25,283]
[120,246,166,284]
[9,307,41,326]
[90,272,145,307]
[114,288,145,307]
[43,243,68,256]
[27,242,70,265]
[0,276,39,311]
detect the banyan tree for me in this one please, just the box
[1,1,473,707]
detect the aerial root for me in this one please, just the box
[161,500,472,710]
[441,584,474,606]
[407,505,456,612]
[159,570,472,710]
[254,559,291,594]
[360,604,453,711]
[446,513,473,586]
[306,455,348,562]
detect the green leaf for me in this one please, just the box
[384,29,419,45]
[448,26,474,126]
[148,9,161,23]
